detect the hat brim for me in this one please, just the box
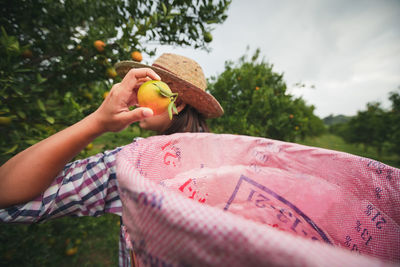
[114,61,224,119]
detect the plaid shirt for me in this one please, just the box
[0,147,133,267]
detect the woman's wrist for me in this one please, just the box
[84,111,108,137]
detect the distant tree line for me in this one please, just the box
[329,88,400,157]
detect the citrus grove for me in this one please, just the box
[0,0,230,163]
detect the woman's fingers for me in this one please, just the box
[134,77,152,88]
[121,68,161,90]
[124,77,150,107]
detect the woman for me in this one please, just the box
[0,53,224,266]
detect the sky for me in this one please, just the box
[148,0,400,118]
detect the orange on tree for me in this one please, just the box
[93,40,106,52]
[21,49,33,58]
[83,91,93,100]
[65,247,78,256]
[289,114,294,119]
[203,31,213,43]
[106,67,117,78]
[103,91,109,99]
[85,143,93,150]
[131,51,143,62]
[0,116,12,126]
[137,80,178,120]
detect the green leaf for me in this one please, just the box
[1,26,7,38]
[167,101,173,120]
[172,104,178,115]
[3,144,18,155]
[70,98,81,111]
[128,17,135,28]
[37,73,47,84]
[153,83,172,97]
[46,116,55,124]
[162,3,167,15]
[37,99,46,111]
[14,87,24,96]
[17,110,26,119]
[25,139,38,145]
[153,13,158,24]
[15,68,32,73]
[8,41,20,53]
[206,19,219,24]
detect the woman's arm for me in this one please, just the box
[0,68,160,208]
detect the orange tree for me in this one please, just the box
[341,103,390,155]
[0,0,230,163]
[208,49,325,141]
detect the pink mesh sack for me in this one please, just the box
[116,133,400,266]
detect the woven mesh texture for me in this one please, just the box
[117,133,399,266]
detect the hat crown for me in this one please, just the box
[152,53,207,91]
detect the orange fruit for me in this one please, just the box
[21,49,33,58]
[65,247,78,256]
[103,91,109,99]
[203,32,213,43]
[131,51,142,62]
[106,67,117,78]
[289,114,294,119]
[83,91,93,100]
[255,86,260,91]
[137,80,178,119]
[93,40,106,52]
[85,143,93,150]
[0,116,12,126]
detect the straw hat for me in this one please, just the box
[114,53,224,119]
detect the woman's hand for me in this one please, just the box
[92,68,161,133]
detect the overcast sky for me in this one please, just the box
[148,0,400,118]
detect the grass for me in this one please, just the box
[0,214,120,267]
[1,131,398,267]
[297,134,400,168]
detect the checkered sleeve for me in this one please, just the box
[0,147,124,223]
